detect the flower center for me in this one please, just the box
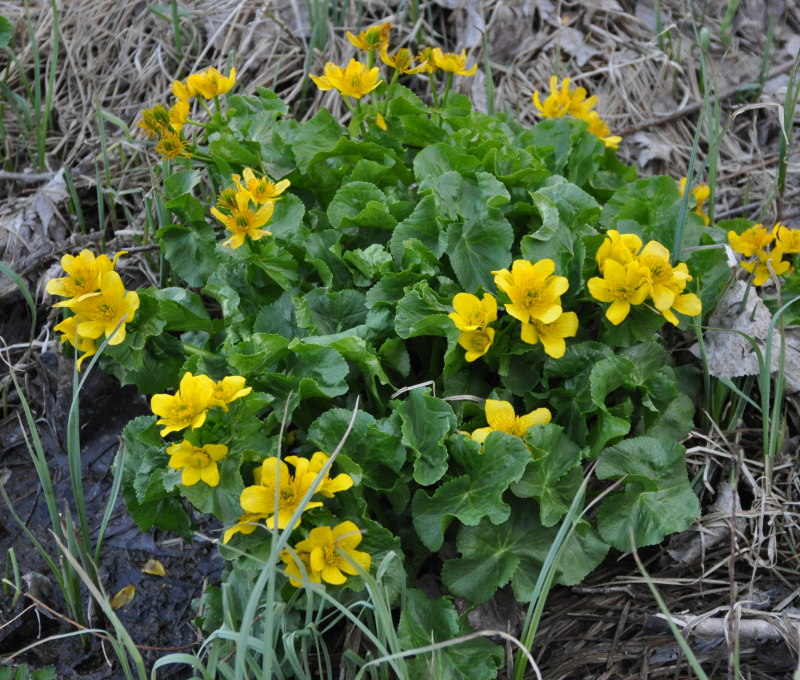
[188,451,210,468]
[323,545,341,566]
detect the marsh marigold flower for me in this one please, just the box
[233,168,290,205]
[53,315,97,370]
[168,99,190,132]
[533,75,596,119]
[727,224,775,258]
[293,521,371,586]
[280,547,319,587]
[416,47,438,74]
[187,66,236,99]
[222,511,271,544]
[211,190,274,249]
[637,241,692,311]
[167,440,228,487]
[661,292,702,326]
[285,452,354,499]
[137,104,171,138]
[155,130,192,160]
[346,22,391,51]
[150,372,216,437]
[458,327,495,362]
[595,230,642,274]
[46,249,124,300]
[431,47,478,76]
[310,59,382,99]
[587,259,650,325]
[240,458,323,530]
[210,376,252,411]
[741,247,790,286]
[520,311,578,359]
[449,292,497,331]
[492,259,569,325]
[679,177,711,225]
[58,271,140,346]
[172,78,197,101]
[775,223,800,253]
[471,399,551,444]
[583,111,622,149]
[379,47,426,74]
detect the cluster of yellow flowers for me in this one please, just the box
[532,75,621,149]
[48,250,139,369]
[310,21,477,104]
[211,167,291,249]
[728,222,799,286]
[225,452,370,587]
[150,371,251,486]
[138,65,236,159]
[588,231,701,325]
[450,259,578,363]
[678,177,711,225]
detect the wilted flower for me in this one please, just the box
[379,47,426,74]
[137,104,171,138]
[346,22,391,51]
[310,59,383,99]
[167,440,228,487]
[471,399,552,443]
[155,130,192,160]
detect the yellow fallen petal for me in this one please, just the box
[110,584,136,609]
[141,559,166,577]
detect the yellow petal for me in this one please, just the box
[141,559,166,577]
[110,585,135,609]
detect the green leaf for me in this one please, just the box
[343,244,392,285]
[251,240,299,291]
[596,437,701,551]
[395,389,457,486]
[227,333,291,376]
[293,108,344,173]
[153,287,212,331]
[0,16,13,48]
[511,424,584,526]
[290,341,350,399]
[180,453,244,524]
[209,135,262,172]
[442,499,608,603]
[446,208,513,292]
[157,222,220,288]
[295,288,367,334]
[413,143,479,181]
[308,409,406,490]
[398,590,503,680]
[164,169,201,199]
[389,195,446,265]
[327,181,396,232]
[394,281,454,339]
[412,432,531,551]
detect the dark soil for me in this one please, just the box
[0,333,223,678]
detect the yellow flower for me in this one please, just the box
[520,311,578,359]
[374,112,388,131]
[222,511,270,544]
[532,76,596,119]
[416,47,438,74]
[187,66,236,99]
[53,315,97,370]
[172,79,197,100]
[582,111,621,149]
[492,259,569,325]
[137,105,171,138]
[240,458,323,530]
[211,190,274,249]
[727,224,774,258]
[295,521,371,585]
[471,399,552,444]
[449,292,498,331]
[637,241,691,311]
[310,59,383,99]
[379,47,426,74]
[774,223,800,254]
[587,259,650,325]
[595,230,642,274]
[457,328,495,362]
[155,130,192,160]
[150,372,216,437]
[59,271,139,346]
[280,548,320,587]
[431,47,478,76]
[741,247,790,286]
[168,98,190,132]
[46,249,123,299]
[661,292,702,326]
[210,376,252,411]
[678,177,711,225]
[233,168,291,204]
[167,440,228,487]
[346,22,392,51]
[285,452,354,498]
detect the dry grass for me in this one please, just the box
[2,0,800,677]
